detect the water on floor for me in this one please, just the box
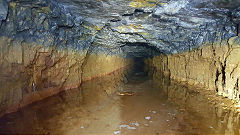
[0,72,239,135]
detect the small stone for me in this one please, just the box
[144,123,149,127]
[145,116,151,120]
[131,122,139,127]
[119,124,128,129]
[113,131,120,134]
[127,126,136,130]
[80,126,84,129]
[152,111,156,114]
[119,124,136,130]
[179,109,185,112]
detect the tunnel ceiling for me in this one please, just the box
[0,0,240,57]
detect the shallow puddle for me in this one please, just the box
[0,73,239,135]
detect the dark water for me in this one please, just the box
[0,72,239,135]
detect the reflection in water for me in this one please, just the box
[153,71,240,135]
[0,71,239,135]
[0,72,124,135]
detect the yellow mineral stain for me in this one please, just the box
[93,25,103,31]
[117,24,144,33]
[129,0,157,8]
[139,32,149,36]
[82,25,103,35]
[159,2,167,6]
[40,6,51,13]
[9,2,17,8]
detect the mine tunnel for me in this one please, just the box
[1,0,240,134]
[121,42,160,76]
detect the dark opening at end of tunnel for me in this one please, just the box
[121,42,161,77]
[132,57,148,77]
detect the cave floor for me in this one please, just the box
[0,74,229,135]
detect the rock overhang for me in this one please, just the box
[0,0,240,57]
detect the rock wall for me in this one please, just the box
[147,36,240,102]
[0,37,133,117]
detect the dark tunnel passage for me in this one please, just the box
[132,57,145,74]
[120,42,160,76]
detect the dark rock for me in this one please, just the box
[0,0,8,22]
[0,0,240,57]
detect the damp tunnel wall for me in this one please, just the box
[0,36,135,117]
[144,37,240,102]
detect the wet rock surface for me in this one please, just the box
[0,36,133,117]
[146,36,240,102]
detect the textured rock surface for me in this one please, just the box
[0,0,8,23]
[49,0,238,54]
[0,69,127,134]
[0,0,239,55]
[148,36,240,101]
[0,36,133,116]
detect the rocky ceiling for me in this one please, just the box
[0,0,240,57]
